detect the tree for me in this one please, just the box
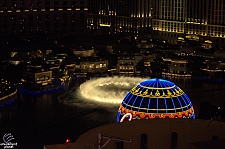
[31,57,44,66]
[136,60,151,75]
[150,58,163,75]
[65,54,78,63]
[190,57,207,78]
[97,50,118,68]
[4,63,25,84]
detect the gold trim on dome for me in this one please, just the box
[130,86,184,98]
[122,101,191,111]
[119,105,195,119]
[155,90,160,96]
[139,84,176,90]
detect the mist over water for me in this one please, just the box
[80,76,147,103]
[59,76,148,108]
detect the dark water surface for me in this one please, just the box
[0,77,225,149]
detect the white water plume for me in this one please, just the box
[79,76,147,104]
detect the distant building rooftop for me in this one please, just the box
[78,57,106,62]
[26,65,48,73]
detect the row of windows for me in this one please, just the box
[172,63,185,67]
[80,63,107,69]
[162,2,184,7]
[2,0,85,12]
[2,7,86,12]
[2,13,84,21]
[2,27,83,34]
[2,0,83,6]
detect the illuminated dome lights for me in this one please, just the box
[79,76,147,104]
[117,78,195,122]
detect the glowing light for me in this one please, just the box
[117,79,195,122]
[79,76,147,104]
[0,90,17,101]
[66,139,70,143]
[100,24,111,27]
[120,113,132,122]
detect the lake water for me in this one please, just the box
[0,77,225,149]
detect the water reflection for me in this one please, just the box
[0,77,225,148]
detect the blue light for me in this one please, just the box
[18,86,63,95]
[117,78,195,121]
[131,96,139,111]
[164,97,167,113]
[156,81,158,113]
[9,100,14,106]
[124,92,134,109]
[147,98,151,113]
[117,111,121,122]
[138,97,144,112]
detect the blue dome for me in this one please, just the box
[117,78,195,122]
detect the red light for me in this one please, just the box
[66,139,70,143]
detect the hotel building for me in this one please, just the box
[0,0,88,40]
[88,0,152,34]
[88,0,225,47]
[75,57,108,74]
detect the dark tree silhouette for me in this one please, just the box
[190,57,207,78]
[136,60,151,75]
[150,58,163,75]
[4,63,25,84]
[97,50,118,68]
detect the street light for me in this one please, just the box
[66,139,70,149]
[66,139,70,143]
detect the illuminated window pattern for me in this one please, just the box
[87,0,225,46]
[117,79,195,122]
[0,0,87,37]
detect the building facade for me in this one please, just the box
[163,57,191,77]
[23,66,52,86]
[117,54,142,75]
[73,46,94,57]
[75,57,108,73]
[0,0,88,40]
[88,0,152,34]
[88,0,225,47]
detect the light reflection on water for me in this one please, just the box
[0,77,225,148]
[61,77,225,108]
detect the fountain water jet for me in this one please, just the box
[79,76,147,104]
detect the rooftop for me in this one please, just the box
[44,119,225,149]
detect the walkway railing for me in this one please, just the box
[0,90,17,101]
